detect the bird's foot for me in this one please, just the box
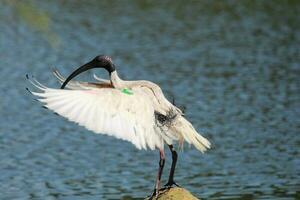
[148,189,158,200]
[148,187,169,200]
[163,180,180,189]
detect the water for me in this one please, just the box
[0,0,299,199]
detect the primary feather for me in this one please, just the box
[29,78,163,150]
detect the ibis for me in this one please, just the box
[27,55,211,199]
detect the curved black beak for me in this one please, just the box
[61,60,97,89]
[61,55,115,89]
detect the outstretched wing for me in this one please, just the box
[52,69,111,90]
[27,78,162,150]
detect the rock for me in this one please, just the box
[145,187,200,200]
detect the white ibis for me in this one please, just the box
[27,55,211,199]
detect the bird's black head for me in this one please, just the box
[93,55,115,73]
[61,55,115,89]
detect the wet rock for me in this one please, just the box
[145,187,200,200]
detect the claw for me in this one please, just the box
[148,189,157,200]
[163,180,180,189]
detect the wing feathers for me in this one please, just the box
[28,79,162,150]
[28,75,211,152]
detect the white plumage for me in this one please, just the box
[30,77,162,150]
[29,71,210,152]
[27,55,211,198]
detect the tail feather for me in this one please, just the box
[175,117,211,153]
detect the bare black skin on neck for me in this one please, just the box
[61,55,115,89]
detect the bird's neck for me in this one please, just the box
[110,71,126,89]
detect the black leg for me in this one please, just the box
[164,145,179,188]
[149,149,165,199]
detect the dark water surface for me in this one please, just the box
[0,1,299,199]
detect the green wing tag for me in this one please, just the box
[122,88,133,95]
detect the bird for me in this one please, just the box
[27,55,211,199]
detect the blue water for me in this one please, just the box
[0,1,299,199]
